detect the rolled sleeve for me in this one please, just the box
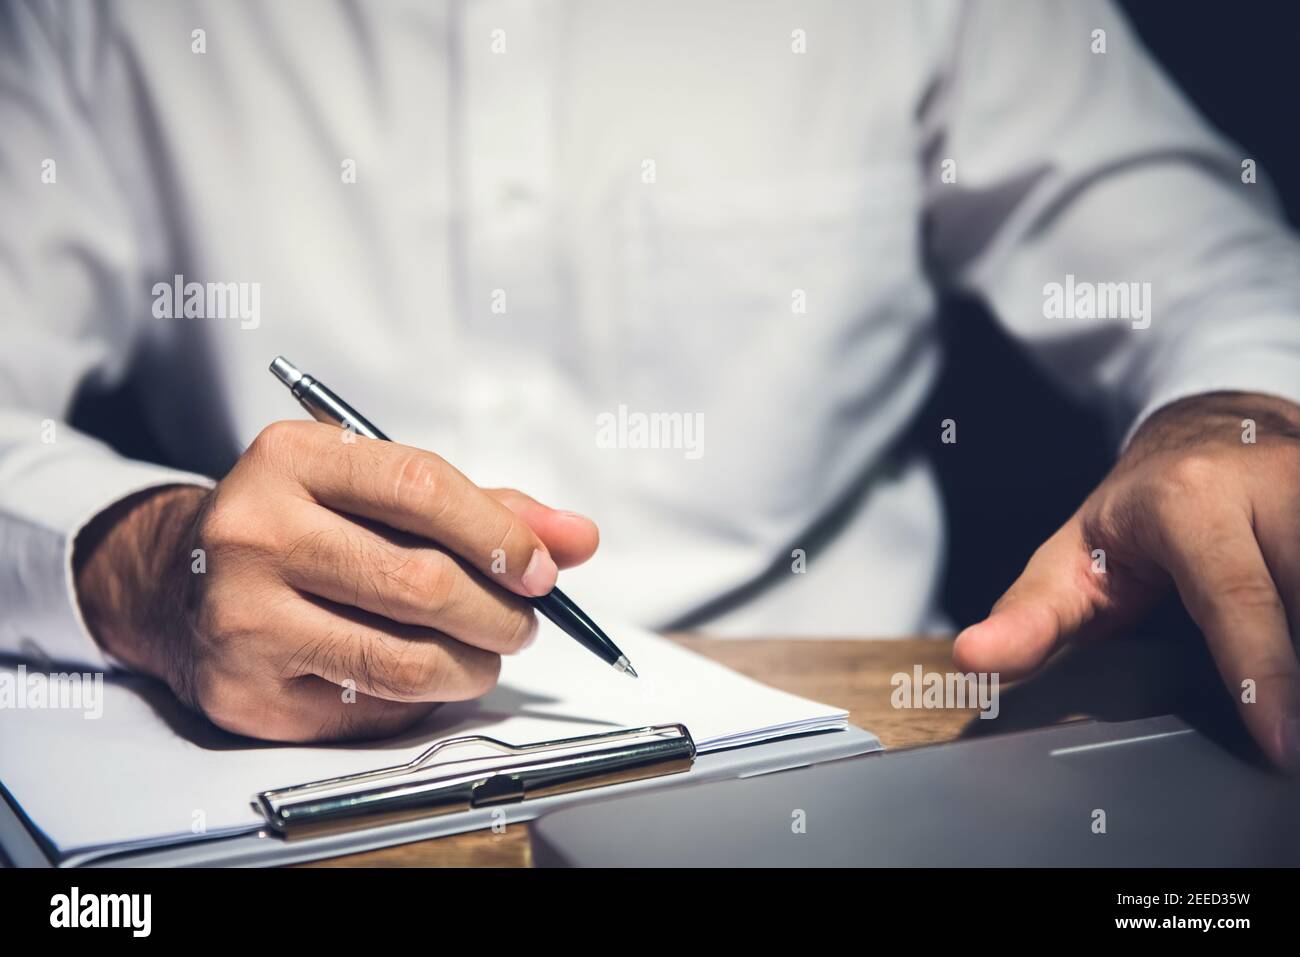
[925,0,1300,444]
[1121,316,1300,448]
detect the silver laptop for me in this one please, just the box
[530,716,1300,866]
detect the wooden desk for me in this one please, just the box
[303,628,1231,867]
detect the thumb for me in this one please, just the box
[484,488,600,570]
[953,520,1113,680]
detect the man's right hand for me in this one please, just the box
[73,420,600,742]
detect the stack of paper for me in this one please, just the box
[0,617,847,863]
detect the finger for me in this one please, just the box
[954,519,1109,679]
[254,421,559,597]
[273,499,537,654]
[1157,509,1300,769]
[485,488,599,569]
[276,592,503,704]
[271,677,439,743]
[1248,493,1300,646]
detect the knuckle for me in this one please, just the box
[493,513,532,571]
[386,648,447,699]
[197,494,249,549]
[1215,576,1283,613]
[406,553,459,617]
[391,451,448,515]
[500,609,537,655]
[198,484,286,559]
[1157,454,1220,499]
[248,419,311,463]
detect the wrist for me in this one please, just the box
[73,484,210,682]
[1124,391,1300,466]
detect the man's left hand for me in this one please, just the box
[954,391,1300,769]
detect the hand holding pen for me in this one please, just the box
[74,360,620,744]
[269,357,636,677]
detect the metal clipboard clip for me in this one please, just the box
[254,723,696,839]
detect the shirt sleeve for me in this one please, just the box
[0,2,212,669]
[923,0,1300,446]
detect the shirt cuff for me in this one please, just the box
[1121,332,1300,450]
[0,448,214,671]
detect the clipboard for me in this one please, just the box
[1,723,882,867]
[256,723,697,839]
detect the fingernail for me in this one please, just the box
[521,548,558,597]
[551,509,595,530]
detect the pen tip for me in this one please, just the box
[614,656,639,678]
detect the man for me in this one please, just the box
[2,0,1298,764]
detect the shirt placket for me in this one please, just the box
[455,0,561,482]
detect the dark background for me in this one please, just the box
[74,2,1300,630]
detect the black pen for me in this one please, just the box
[269,356,638,678]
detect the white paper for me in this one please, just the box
[0,617,845,858]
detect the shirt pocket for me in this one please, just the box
[614,163,925,406]
[604,163,930,530]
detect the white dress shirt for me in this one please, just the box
[4,0,1300,668]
